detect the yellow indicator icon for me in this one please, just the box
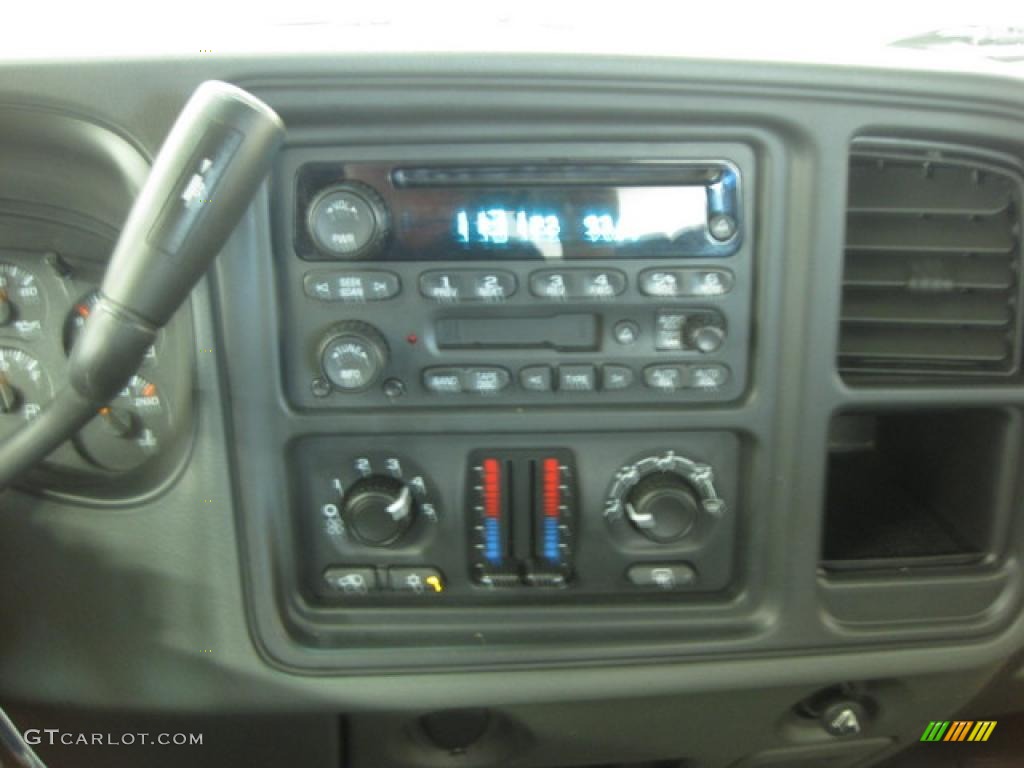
[425,575,444,593]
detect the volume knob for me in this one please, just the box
[307,182,391,259]
[624,471,700,543]
[319,321,389,392]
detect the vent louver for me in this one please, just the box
[839,143,1023,380]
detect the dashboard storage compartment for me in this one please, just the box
[822,409,1015,571]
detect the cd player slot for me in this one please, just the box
[435,314,600,352]
[392,164,723,187]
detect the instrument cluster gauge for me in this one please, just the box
[0,262,47,338]
[75,375,172,472]
[64,290,159,364]
[0,347,54,440]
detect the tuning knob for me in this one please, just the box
[624,471,700,543]
[341,475,415,547]
[319,321,389,392]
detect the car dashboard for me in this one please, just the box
[2,46,1024,768]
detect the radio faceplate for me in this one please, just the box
[273,145,755,409]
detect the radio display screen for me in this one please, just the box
[296,163,742,261]
[449,187,709,256]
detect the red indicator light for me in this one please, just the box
[483,458,501,518]
[543,458,561,518]
[77,304,90,318]
[406,333,419,345]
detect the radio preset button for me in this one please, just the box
[421,270,518,302]
[303,271,400,302]
[520,366,553,392]
[530,268,626,300]
[641,270,682,297]
[420,271,464,301]
[644,365,688,391]
[530,270,572,300]
[602,365,634,391]
[580,270,626,298]
[693,270,734,296]
[464,367,511,394]
[558,365,596,392]
[640,268,734,298]
[423,368,463,394]
[470,271,517,300]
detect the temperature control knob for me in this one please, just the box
[307,182,391,259]
[341,475,415,547]
[319,321,388,392]
[625,472,701,543]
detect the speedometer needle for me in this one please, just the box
[0,289,11,326]
[0,374,18,414]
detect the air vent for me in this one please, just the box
[839,143,1023,379]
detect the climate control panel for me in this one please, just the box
[291,432,738,603]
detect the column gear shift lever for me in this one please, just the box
[0,81,285,490]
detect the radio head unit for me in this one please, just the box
[273,147,754,410]
[294,161,742,262]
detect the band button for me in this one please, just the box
[423,368,464,393]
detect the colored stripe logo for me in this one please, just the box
[920,721,996,742]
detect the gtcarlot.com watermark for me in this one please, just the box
[23,729,203,747]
